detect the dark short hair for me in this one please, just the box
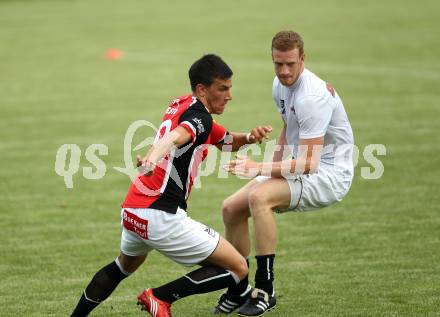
[189,54,233,92]
[271,30,304,55]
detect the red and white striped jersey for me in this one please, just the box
[122,94,227,213]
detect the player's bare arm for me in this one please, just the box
[136,126,192,175]
[216,125,273,151]
[272,122,287,162]
[224,136,324,178]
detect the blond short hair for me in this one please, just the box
[271,30,304,55]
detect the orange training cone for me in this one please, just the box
[105,48,124,60]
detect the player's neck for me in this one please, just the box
[194,94,212,113]
[289,66,305,88]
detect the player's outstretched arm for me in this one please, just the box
[224,136,323,179]
[137,126,192,175]
[218,125,273,152]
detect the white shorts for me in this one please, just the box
[120,207,220,267]
[256,168,352,212]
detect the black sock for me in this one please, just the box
[71,293,98,317]
[71,260,129,317]
[226,257,250,296]
[153,266,238,304]
[254,254,275,295]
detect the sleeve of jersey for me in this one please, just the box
[296,95,333,139]
[178,109,212,143]
[209,122,228,145]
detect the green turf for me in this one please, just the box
[1,0,439,316]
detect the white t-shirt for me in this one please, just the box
[272,68,354,179]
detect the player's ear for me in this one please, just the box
[195,83,207,98]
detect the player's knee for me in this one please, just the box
[118,253,146,273]
[248,190,270,213]
[221,198,240,224]
[233,257,249,280]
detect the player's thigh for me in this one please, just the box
[222,179,260,218]
[203,236,248,279]
[152,210,221,267]
[120,209,154,258]
[249,177,292,211]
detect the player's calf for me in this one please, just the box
[213,257,251,314]
[71,258,130,316]
[151,266,240,303]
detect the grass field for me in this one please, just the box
[1,0,440,316]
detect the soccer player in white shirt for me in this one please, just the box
[213,31,354,316]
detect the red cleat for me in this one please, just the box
[137,288,172,317]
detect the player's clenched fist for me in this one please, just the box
[247,126,273,144]
[136,155,155,176]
